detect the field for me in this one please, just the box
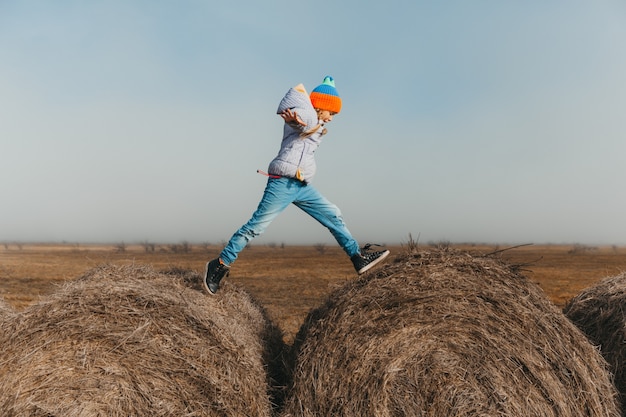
[1,242,625,343]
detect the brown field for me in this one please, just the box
[1,242,625,343]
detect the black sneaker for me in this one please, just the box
[203,258,230,295]
[351,244,390,274]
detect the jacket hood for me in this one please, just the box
[277,86,315,115]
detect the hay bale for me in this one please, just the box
[281,248,620,417]
[0,264,286,416]
[564,272,626,412]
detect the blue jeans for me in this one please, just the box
[220,177,360,265]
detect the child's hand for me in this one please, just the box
[280,109,306,127]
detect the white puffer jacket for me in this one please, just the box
[267,85,325,183]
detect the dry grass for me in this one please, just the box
[2,242,625,344]
[281,247,620,416]
[500,244,626,306]
[0,264,286,416]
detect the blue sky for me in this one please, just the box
[1,1,625,246]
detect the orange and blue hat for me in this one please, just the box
[310,76,342,113]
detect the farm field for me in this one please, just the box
[1,242,625,343]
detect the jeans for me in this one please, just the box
[220,177,360,265]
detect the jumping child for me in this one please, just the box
[203,76,389,294]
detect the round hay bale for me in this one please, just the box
[564,272,626,412]
[0,264,286,416]
[281,248,620,417]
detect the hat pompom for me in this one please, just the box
[310,76,342,113]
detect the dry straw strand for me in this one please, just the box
[0,296,17,338]
[0,296,13,316]
[281,248,620,417]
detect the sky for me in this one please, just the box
[1,1,625,246]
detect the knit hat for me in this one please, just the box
[310,76,342,113]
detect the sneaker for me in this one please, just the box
[203,258,230,295]
[351,244,390,274]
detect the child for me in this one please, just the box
[203,76,389,294]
